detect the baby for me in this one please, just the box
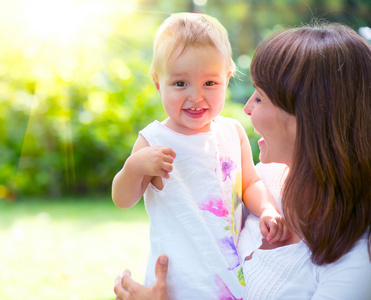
[112,12,289,299]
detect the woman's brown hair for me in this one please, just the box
[251,22,371,265]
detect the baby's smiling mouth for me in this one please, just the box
[185,107,207,112]
[184,107,208,118]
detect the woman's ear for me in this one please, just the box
[151,72,161,96]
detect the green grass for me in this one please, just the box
[0,196,150,300]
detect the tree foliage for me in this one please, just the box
[1,0,370,198]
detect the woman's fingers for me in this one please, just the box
[153,255,170,300]
[114,275,128,299]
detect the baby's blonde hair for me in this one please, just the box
[150,12,236,77]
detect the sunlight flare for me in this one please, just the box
[1,0,138,50]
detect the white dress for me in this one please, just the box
[140,116,246,299]
[238,163,371,300]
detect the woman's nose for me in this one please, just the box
[244,95,254,116]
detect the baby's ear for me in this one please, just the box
[226,71,232,86]
[151,72,161,95]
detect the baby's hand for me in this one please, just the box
[132,146,176,179]
[259,208,291,244]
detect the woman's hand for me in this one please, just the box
[114,255,169,300]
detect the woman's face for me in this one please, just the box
[244,87,297,167]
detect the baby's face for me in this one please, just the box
[153,45,231,135]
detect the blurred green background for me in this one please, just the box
[1,0,370,199]
[0,0,370,299]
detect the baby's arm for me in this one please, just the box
[235,121,290,244]
[112,135,176,209]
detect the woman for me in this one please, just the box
[114,22,371,299]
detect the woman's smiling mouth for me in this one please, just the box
[258,137,265,147]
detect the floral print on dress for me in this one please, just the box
[213,274,243,300]
[231,172,242,212]
[198,153,245,293]
[198,197,229,217]
[218,236,240,270]
[237,267,245,287]
[220,157,236,182]
[230,172,243,240]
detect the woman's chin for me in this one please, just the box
[258,154,268,164]
[258,152,272,164]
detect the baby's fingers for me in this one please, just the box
[159,160,175,178]
[259,218,270,239]
[279,223,292,242]
[163,147,176,159]
[267,219,283,244]
[159,148,176,175]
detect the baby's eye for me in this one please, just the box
[174,81,186,87]
[204,81,216,86]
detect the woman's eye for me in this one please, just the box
[174,81,186,87]
[204,81,216,86]
[255,97,261,103]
